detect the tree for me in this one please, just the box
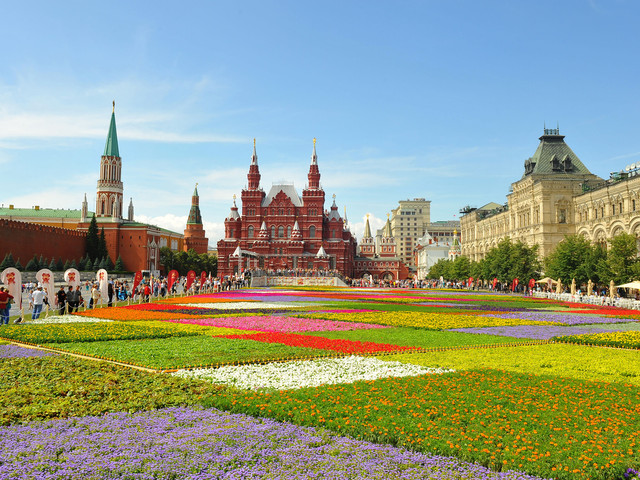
[0,253,15,269]
[545,235,597,285]
[86,214,99,260]
[105,256,114,271]
[601,232,640,284]
[114,255,125,273]
[63,259,71,271]
[14,258,23,271]
[25,255,39,272]
[98,228,108,260]
[55,258,64,271]
[481,237,540,283]
[92,257,101,271]
[48,258,57,270]
[450,256,471,281]
[428,258,452,280]
[38,255,46,269]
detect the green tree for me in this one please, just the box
[450,256,471,281]
[98,228,108,260]
[55,258,64,271]
[92,257,101,271]
[601,232,640,284]
[105,256,114,271]
[428,258,452,280]
[63,259,71,271]
[38,254,46,269]
[48,258,57,270]
[25,255,39,272]
[481,237,540,284]
[0,253,15,269]
[14,258,23,271]
[114,255,125,272]
[86,214,99,260]
[545,235,595,285]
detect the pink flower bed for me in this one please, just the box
[164,315,389,333]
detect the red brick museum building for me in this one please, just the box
[217,140,358,278]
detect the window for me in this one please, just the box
[612,205,616,215]
[278,226,284,238]
[634,200,636,211]
[309,226,316,238]
[287,226,292,237]
[271,226,276,238]
[248,225,254,238]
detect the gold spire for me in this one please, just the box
[313,137,316,146]
[112,100,115,113]
[253,138,256,147]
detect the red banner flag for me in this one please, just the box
[468,277,473,287]
[186,270,196,290]
[492,277,498,289]
[168,270,179,291]
[528,278,536,289]
[200,271,207,288]
[512,278,519,291]
[133,271,143,293]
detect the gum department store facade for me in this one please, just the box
[461,128,640,260]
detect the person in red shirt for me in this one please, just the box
[143,283,151,303]
[0,287,14,325]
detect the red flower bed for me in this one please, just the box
[124,303,201,311]
[219,332,418,354]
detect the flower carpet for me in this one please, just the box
[1,286,640,480]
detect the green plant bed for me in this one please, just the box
[203,368,640,480]
[0,356,222,426]
[301,328,518,348]
[47,335,334,369]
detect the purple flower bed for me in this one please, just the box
[0,344,56,359]
[480,312,632,325]
[451,325,624,340]
[0,406,549,480]
[167,315,388,332]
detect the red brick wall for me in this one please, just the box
[0,219,86,264]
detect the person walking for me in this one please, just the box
[0,287,14,325]
[66,285,78,313]
[56,285,67,315]
[89,283,100,309]
[107,281,114,307]
[31,285,46,320]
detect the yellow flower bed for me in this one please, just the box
[554,330,640,349]
[383,343,640,386]
[304,311,557,330]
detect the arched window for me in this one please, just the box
[287,226,292,237]
[309,226,316,238]
[271,226,276,238]
[101,200,105,215]
[278,226,284,238]
[248,226,254,238]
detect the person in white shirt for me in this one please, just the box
[31,285,46,320]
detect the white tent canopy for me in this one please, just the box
[616,281,640,289]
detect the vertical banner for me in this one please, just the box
[492,277,498,290]
[132,271,143,294]
[1,268,22,309]
[200,271,207,289]
[96,269,108,302]
[185,270,196,291]
[36,269,56,306]
[168,270,179,292]
[64,268,81,288]
[528,278,536,290]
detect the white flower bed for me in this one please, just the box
[173,356,454,391]
[23,315,114,324]
[175,302,305,310]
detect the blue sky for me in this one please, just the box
[1,0,639,243]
